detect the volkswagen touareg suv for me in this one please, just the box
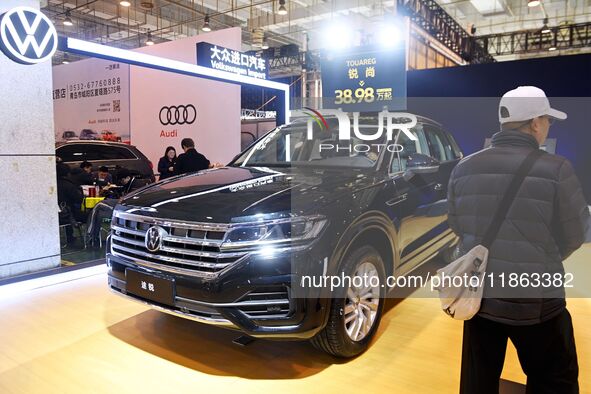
[106,113,462,357]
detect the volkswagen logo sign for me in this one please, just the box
[159,105,197,125]
[0,7,57,65]
[145,226,166,253]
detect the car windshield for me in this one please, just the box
[232,116,394,169]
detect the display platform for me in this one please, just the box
[0,245,589,394]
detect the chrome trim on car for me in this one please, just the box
[111,243,235,270]
[115,211,231,232]
[108,287,235,326]
[110,251,224,278]
[175,296,289,308]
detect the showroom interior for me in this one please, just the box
[1,0,590,392]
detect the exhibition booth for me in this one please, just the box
[1,1,590,393]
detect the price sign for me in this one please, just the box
[321,43,406,111]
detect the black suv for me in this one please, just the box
[106,114,462,357]
[56,141,155,182]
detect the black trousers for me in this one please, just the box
[460,309,578,394]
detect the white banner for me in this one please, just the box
[52,59,130,143]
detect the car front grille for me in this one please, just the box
[110,211,245,278]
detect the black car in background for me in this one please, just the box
[56,141,155,182]
[106,114,462,357]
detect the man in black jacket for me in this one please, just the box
[56,163,84,245]
[448,86,589,393]
[175,138,211,175]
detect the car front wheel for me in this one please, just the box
[311,245,386,358]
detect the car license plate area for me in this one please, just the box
[126,269,175,306]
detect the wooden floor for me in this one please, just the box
[0,244,589,394]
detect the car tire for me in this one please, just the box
[311,245,386,358]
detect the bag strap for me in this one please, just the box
[481,149,543,249]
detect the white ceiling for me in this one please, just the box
[43,0,591,61]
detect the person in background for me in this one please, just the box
[96,166,113,187]
[158,146,177,180]
[448,86,588,393]
[87,168,150,246]
[175,138,211,175]
[56,162,84,245]
[76,161,96,186]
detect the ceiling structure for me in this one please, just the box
[42,0,591,66]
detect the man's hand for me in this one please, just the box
[209,162,224,168]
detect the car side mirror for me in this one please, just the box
[403,153,440,180]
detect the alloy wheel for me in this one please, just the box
[343,261,381,342]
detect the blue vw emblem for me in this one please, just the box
[0,7,57,65]
[145,226,165,253]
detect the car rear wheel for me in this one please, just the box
[311,245,386,358]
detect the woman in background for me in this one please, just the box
[158,146,177,180]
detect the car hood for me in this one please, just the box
[119,166,380,223]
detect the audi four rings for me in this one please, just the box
[159,105,197,125]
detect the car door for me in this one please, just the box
[380,122,442,274]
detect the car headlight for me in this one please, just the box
[220,215,327,251]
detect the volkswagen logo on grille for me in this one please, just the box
[145,226,165,253]
[159,105,196,125]
[0,7,57,65]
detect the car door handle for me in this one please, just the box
[434,183,443,191]
[386,193,408,206]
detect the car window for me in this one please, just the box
[56,144,86,162]
[390,125,428,173]
[424,125,456,161]
[96,146,136,160]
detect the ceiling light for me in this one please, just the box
[278,0,288,15]
[202,15,211,32]
[63,11,73,26]
[120,1,131,6]
[323,22,353,49]
[145,30,154,46]
[527,0,540,7]
[378,23,402,48]
[541,17,551,34]
[548,46,557,51]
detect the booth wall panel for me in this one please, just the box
[0,0,61,278]
[130,28,242,168]
[408,54,591,203]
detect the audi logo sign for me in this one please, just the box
[0,7,57,65]
[159,105,197,126]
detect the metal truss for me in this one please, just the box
[475,22,591,56]
[397,0,495,64]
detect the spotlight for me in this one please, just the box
[202,15,212,32]
[548,46,557,51]
[145,30,154,46]
[63,11,73,26]
[378,23,402,48]
[323,22,352,49]
[278,0,288,16]
[120,1,131,6]
[527,0,540,7]
[62,53,70,64]
[541,18,551,34]
[261,40,269,50]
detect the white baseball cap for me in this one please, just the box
[499,86,567,124]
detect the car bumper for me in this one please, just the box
[106,241,329,340]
